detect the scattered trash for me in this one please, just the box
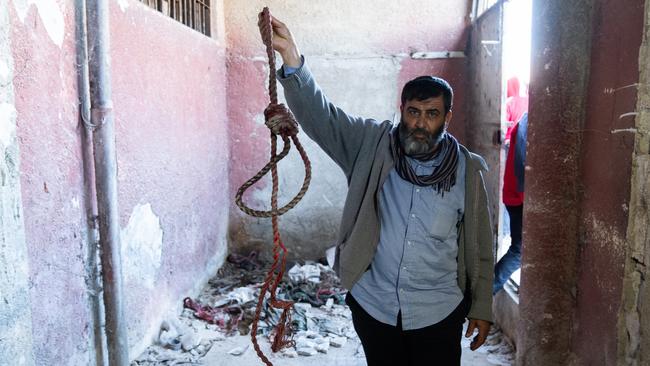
[228,344,249,356]
[132,253,355,365]
[288,263,322,283]
[133,251,515,365]
[329,335,347,348]
[158,320,182,351]
[281,347,298,358]
[226,251,263,271]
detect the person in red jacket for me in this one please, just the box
[504,77,528,146]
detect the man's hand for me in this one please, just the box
[465,318,491,351]
[258,13,301,68]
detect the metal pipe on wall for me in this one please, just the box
[85,0,129,364]
[74,0,109,364]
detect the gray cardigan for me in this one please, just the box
[278,61,494,322]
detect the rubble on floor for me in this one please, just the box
[132,251,516,365]
[132,253,352,365]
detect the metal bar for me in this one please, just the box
[86,0,129,365]
[187,0,190,27]
[189,0,194,29]
[199,1,203,33]
[184,0,189,25]
[410,51,466,59]
[205,0,211,37]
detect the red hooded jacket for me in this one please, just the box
[505,77,528,143]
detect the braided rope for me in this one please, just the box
[235,10,312,218]
[237,7,312,366]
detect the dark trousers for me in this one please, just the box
[493,204,523,294]
[346,293,467,366]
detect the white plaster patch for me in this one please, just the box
[0,103,17,147]
[0,60,9,81]
[71,196,80,209]
[121,203,163,289]
[117,0,130,12]
[12,0,65,47]
[254,113,265,126]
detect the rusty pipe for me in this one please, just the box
[85,0,129,364]
[74,0,107,364]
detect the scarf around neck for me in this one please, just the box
[391,127,460,193]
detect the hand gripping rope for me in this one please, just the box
[234,7,312,366]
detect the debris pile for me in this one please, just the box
[132,252,355,365]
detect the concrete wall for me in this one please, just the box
[0,2,34,365]
[9,1,94,364]
[519,0,644,365]
[226,0,473,261]
[109,0,229,357]
[467,4,502,240]
[572,0,644,364]
[493,289,518,352]
[619,1,650,364]
[1,0,229,364]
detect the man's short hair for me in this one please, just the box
[401,76,453,114]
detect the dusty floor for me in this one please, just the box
[133,257,515,365]
[198,321,514,366]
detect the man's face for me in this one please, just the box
[399,96,452,156]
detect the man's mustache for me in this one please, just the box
[407,128,432,138]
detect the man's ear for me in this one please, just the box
[399,104,404,113]
[445,110,453,127]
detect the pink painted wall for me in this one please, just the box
[8,0,229,363]
[10,2,92,364]
[109,1,229,356]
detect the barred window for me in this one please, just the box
[140,0,211,37]
[471,0,500,20]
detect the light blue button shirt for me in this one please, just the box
[350,142,466,330]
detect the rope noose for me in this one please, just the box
[235,7,312,366]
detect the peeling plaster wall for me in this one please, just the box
[0,2,34,365]
[9,1,96,364]
[110,0,229,358]
[572,3,644,365]
[226,0,472,261]
[4,0,230,364]
[618,0,650,364]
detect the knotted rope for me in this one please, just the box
[235,7,312,366]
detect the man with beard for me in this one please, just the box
[267,15,494,366]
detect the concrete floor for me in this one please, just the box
[200,322,514,366]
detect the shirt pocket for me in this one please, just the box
[429,204,463,241]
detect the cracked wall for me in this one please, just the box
[618,0,650,364]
